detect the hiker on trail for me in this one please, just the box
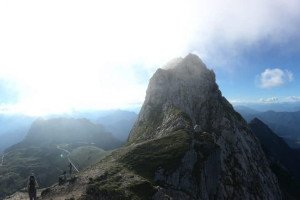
[27,173,39,200]
[69,162,72,178]
[58,170,67,185]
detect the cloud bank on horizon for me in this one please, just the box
[0,0,299,115]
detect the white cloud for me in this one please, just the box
[189,0,300,64]
[230,97,300,104]
[259,97,280,103]
[286,70,294,82]
[229,99,244,103]
[229,97,280,104]
[256,68,293,88]
[0,0,299,115]
[287,96,300,102]
[229,99,258,104]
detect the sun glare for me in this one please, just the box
[0,0,194,115]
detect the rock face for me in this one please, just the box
[249,118,300,180]
[248,118,300,199]
[128,54,282,199]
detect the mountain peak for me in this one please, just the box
[128,54,219,143]
[161,54,213,81]
[127,54,281,199]
[184,53,205,64]
[250,117,264,124]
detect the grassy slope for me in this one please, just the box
[119,129,190,180]
[83,107,192,200]
[84,130,190,200]
[70,146,111,170]
[0,145,110,199]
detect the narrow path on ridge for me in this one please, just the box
[56,145,79,173]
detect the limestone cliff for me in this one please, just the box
[127,53,282,199]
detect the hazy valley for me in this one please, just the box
[0,111,136,199]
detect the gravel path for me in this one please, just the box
[56,145,79,172]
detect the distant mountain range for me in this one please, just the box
[235,107,300,148]
[0,109,137,153]
[233,105,260,116]
[0,117,122,198]
[248,118,300,199]
[0,110,137,198]
[0,114,35,153]
[14,117,123,150]
[97,110,137,141]
[233,102,300,112]
[249,118,300,179]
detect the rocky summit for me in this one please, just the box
[127,53,281,199]
[12,54,282,200]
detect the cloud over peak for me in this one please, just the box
[256,68,293,88]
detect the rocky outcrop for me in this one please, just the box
[128,53,282,199]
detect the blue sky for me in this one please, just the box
[0,0,299,115]
[209,36,300,103]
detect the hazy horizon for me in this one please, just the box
[0,0,299,116]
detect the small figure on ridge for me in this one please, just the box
[58,170,67,185]
[69,162,73,178]
[27,173,39,200]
